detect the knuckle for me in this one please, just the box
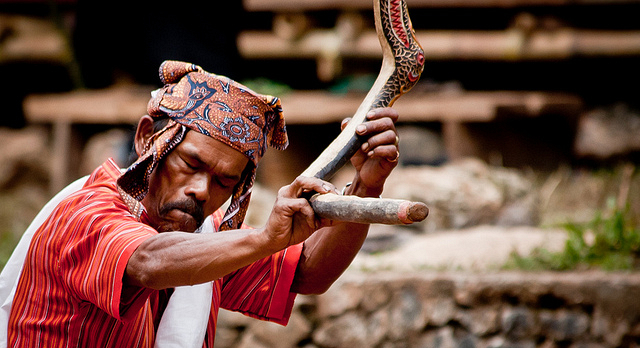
[291,176,307,188]
[382,117,395,127]
[277,186,290,196]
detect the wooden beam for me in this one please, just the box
[243,0,640,11]
[23,87,582,126]
[279,90,582,124]
[23,85,154,124]
[0,14,69,64]
[238,29,640,61]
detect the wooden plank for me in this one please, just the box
[23,85,154,124]
[244,0,640,11]
[23,87,581,125]
[279,90,582,124]
[0,14,69,64]
[238,29,640,61]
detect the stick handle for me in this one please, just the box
[309,193,428,225]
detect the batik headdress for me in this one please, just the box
[117,60,288,231]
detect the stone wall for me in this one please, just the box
[214,271,640,348]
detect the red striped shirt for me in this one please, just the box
[8,159,301,347]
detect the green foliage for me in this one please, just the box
[0,232,19,272]
[240,78,292,97]
[505,198,640,271]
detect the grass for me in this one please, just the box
[505,197,640,271]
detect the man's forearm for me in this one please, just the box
[291,179,380,294]
[125,228,276,290]
[291,222,369,294]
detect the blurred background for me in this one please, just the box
[1,0,640,346]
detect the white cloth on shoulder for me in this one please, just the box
[0,176,213,348]
[153,215,214,348]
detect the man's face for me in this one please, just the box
[141,131,250,232]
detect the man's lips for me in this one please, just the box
[171,208,194,220]
[169,208,202,224]
[159,199,204,226]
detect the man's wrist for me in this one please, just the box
[343,178,384,198]
[252,227,285,256]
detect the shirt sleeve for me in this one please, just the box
[219,241,303,326]
[56,192,156,322]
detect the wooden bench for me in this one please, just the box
[23,85,582,192]
[242,0,639,11]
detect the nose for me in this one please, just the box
[184,172,211,204]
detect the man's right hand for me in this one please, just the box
[262,176,338,251]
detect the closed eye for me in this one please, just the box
[180,155,199,171]
[216,176,240,189]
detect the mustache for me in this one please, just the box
[159,198,205,226]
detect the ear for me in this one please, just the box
[134,115,155,157]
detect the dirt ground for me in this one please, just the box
[352,225,568,272]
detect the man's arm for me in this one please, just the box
[125,176,334,290]
[291,107,400,294]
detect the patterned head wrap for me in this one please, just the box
[117,60,288,230]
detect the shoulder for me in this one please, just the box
[49,160,152,234]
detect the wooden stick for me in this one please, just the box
[309,193,429,225]
[298,0,428,225]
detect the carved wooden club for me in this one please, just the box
[302,0,428,225]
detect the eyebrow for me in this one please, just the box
[184,149,243,182]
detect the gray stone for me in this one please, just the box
[590,307,629,347]
[212,272,640,348]
[315,281,362,318]
[312,312,369,347]
[249,310,312,348]
[567,343,608,348]
[366,308,391,347]
[457,333,478,348]
[300,344,320,348]
[495,191,539,227]
[417,327,456,348]
[501,306,535,340]
[456,306,501,336]
[425,297,456,327]
[478,336,536,348]
[235,332,270,348]
[574,104,640,159]
[539,309,590,342]
[388,285,427,339]
[383,159,537,231]
[379,341,412,348]
[359,281,391,313]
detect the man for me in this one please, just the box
[3,61,400,347]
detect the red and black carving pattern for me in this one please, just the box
[375,0,425,108]
[300,0,425,181]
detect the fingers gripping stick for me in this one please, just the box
[302,0,428,225]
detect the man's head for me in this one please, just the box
[117,61,288,232]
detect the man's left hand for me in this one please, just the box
[341,107,399,197]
